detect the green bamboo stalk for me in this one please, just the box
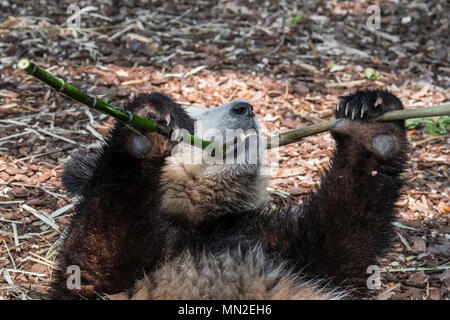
[266,104,450,149]
[17,58,217,151]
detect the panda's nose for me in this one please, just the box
[230,101,254,118]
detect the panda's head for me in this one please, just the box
[161,100,267,224]
[184,99,262,171]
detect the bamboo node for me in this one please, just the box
[91,96,97,108]
[29,63,36,75]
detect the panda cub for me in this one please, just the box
[48,90,407,299]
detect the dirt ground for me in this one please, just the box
[0,0,448,300]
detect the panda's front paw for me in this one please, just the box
[123,92,194,158]
[332,90,406,159]
[336,89,403,122]
[126,92,194,137]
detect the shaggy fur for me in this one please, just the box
[160,157,267,223]
[48,90,407,300]
[108,247,348,300]
[62,154,97,195]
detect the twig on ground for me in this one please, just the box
[21,204,60,232]
[381,265,450,273]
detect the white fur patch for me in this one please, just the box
[159,152,267,223]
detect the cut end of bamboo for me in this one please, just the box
[17,58,31,71]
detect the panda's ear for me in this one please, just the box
[62,154,98,195]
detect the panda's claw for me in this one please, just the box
[374,97,383,108]
[351,107,355,120]
[360,103,368,118]
[336,90,403,123]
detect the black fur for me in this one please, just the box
[62,154,98,195]
[48,90,408,299]
[49,93,195,299]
